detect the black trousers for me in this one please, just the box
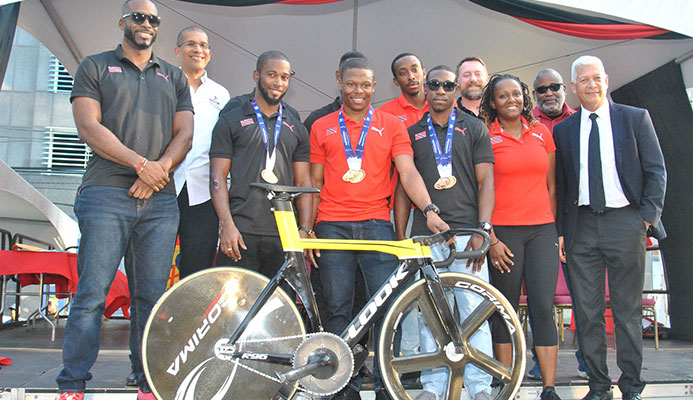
[489,223,559,346]
[176,185,219,279]
[567,206,647,394]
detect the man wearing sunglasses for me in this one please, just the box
[394,65,495,400]
[532,69,576,132]
[55,1,194,400]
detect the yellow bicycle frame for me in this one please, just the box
[272,210,433,260]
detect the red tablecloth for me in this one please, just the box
[0,250,130,318]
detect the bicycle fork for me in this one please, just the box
[421,264,467,353]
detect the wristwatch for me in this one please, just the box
[423,203,440,219]
[478,221,492,232]
[298,226,315,237]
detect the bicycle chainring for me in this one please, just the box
[292,332,354,396]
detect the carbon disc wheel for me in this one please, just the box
[143,267,306,400]
[378,272,525,400]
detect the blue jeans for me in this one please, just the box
[419,240,493,398]
[56,186,178,393]
[315,219,398,391]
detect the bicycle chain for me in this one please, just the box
[221,332,331,398]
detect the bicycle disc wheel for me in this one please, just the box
[378,272,525,400]
[143,267,306,400]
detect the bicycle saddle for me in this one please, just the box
[250,182,320,196]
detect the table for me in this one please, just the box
[0,250,131,340]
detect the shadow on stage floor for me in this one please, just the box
[1,318,692,399]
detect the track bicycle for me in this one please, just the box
[142,183,525,400]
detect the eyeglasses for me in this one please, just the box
[122,12,161,27]
[178,40,211,50]
[535,83,564,94]
[426,79,457,92]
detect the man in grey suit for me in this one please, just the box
[554,55,666,400]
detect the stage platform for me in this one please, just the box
[1,318,692,399]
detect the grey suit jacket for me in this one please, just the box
[554,102,666,249]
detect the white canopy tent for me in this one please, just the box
[7,0,693,118]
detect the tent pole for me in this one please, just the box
[40,0,82,64]
[352,0,358,51]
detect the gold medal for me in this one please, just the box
[342,169,357,182]
[261,169,278,184]
[434,176,456,190]
[351,169,366,183]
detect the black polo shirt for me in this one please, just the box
[456,97,483,120]
[210,93,310,236]
[302,97,341,133]
[408,109,494,236]
[70,45,193,194]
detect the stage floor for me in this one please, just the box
[1,318,692,399]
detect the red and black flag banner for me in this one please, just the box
[178,0,342,6]
[470,0,687,40]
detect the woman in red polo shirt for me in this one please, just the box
[479,74,560,400]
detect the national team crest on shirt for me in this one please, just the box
[490,136,503,144]
[240,118,255,127]
[414,131,427,141]
[326,128,337,136]
[209,96,220,106]
[108,66,122,73]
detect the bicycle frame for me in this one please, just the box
[225,187,476,381]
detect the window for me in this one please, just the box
[48,55,73,93]
[42,127,91,174]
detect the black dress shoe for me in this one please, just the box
[582,390,613,400]
[622,393,641,400]
[125,371,137,387]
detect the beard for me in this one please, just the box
[124,25,157,50]
[462,85,483,101]
[539,99,562,117]
[257,81,286,106]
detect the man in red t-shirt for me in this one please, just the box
[379,53,429,127]
[532,68,576,132]
[309,58,448,400]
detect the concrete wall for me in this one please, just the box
[1,28,79,218]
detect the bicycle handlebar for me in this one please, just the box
[414,228,491,269]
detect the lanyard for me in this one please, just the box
[251,100,283,172]
[338,106,373,171]
[426,108,456,177]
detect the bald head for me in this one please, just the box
[121,0,157,15]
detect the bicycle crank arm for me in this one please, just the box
[219,346,294,365]
[278,348,338,382]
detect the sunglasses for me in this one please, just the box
[122,12,161,27]
[535,83,564,94]
[426,79,457,92]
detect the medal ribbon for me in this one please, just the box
[426,108,456,177]
[251,100,283,173]
[338,106,373,171]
